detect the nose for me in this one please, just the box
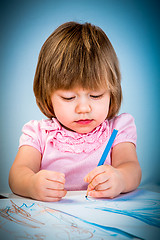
[75,98,91,114]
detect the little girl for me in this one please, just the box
[9,21,142,202]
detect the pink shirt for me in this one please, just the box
[19,113,137,190]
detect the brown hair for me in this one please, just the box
[33,21,122,119]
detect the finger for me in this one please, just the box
[84,165,108,183]
[42,197,62,202]
[45,189,67,199]
[87,172,109,190]
[44,170,65,184]
[94,180,111,191]
[45,179,65,190]
[88,188,116,199]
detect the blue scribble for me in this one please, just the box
[20,203,35,209]
[87,202,160,228]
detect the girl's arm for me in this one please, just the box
[84,142,142,198]
[9,146,67,201]
[111,142,141,193]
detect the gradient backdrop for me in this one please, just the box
[0,0,160,192]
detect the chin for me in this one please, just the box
[75,127,95,134]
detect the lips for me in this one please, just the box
[75,119,93,125]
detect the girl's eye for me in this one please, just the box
[90,94,103,99]
[61,96,75,101]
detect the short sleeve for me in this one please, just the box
[110,113,137,147]
[19,120,42,153]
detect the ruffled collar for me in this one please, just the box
[41,118,109,153]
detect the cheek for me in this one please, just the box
[53,103,72,121]
[54,105,64,117]
[51,100,62,118]
[95,99,110,118]
[97,106,109,120]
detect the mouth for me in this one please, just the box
[75,119,93,125]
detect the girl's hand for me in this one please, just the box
[29,170,67,202]
[84,165,125,199]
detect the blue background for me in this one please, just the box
[0,0,160,192]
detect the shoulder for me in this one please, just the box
[108,113,137,147]
[19,118,61,153]
[22,118,60,133]
[109,113,136,130]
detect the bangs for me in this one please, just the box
[50,51,110,91]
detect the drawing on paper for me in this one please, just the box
[0,189,160,240]
[0,199,142,239]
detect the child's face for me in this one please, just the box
[51,87,110,134]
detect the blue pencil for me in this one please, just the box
[97,129,118,166]
[85,129,118,198]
